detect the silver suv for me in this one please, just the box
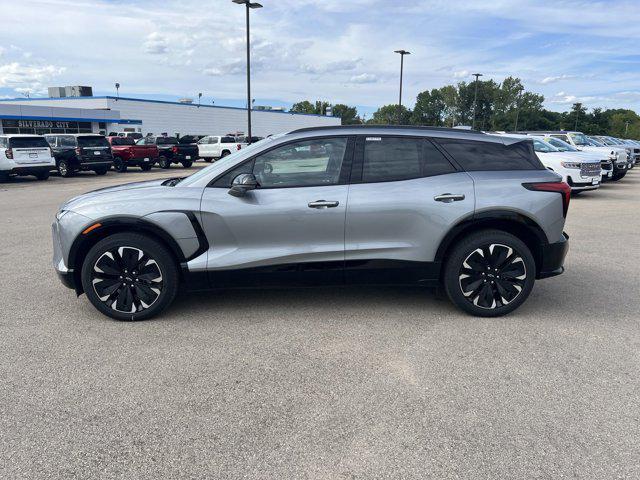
[52,126,570,320]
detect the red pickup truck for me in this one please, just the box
[107,136,159,172]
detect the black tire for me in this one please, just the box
[443,229,536,317]
[35,170,50,181]
[113,157,127,173]
[203,158,212,163]
[611,170,626,181]
[0,171,9,182]
[140,163,153,171]
[58,159,73,177]
[81,233,179,321]
[181,160,193,168]
[158,156,171,169]
[94,167,108,176]
[221,150,230,158]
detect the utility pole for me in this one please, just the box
[394,50,411,125]
[472,73,483,130]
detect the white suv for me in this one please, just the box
[496,134,601,192]
[0,134,55,181]
[197,135,246,162]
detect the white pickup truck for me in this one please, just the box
[197,135,246,162]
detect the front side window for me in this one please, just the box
[252,137,348,188]
[362,137,455,183]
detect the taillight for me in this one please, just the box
[5,148,13,159]
[172,146,179,154]
[75,147,82,156]
[523,181,571,217]
[236,144,242,150]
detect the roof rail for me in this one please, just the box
[289,124,486,135]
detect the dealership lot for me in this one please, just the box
[1,168,639,478]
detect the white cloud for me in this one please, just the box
[453,70,470,79]
[0,62,65,94]
[301,59,361,74]
[540,74,575,84]
[143,32,168,55]
[350,73,378,84]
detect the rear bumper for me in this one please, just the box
[537,233,569,279]
[3,165,53,175]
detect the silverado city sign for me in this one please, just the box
[1,119,92,132]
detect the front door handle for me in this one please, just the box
[434,193,465,203]
[308,200,339,209]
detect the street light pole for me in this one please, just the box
[471,73,483,130]
[394,50,410,125]
[233,0,262,143]
[115,83,120,101]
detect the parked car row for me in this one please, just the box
[490,130,637,193]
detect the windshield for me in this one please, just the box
[569,133,590,146]
[9,136,50,148]
[179,134,283,186]
[586,137,605,147]
[532,139,558,153]
[109,137,135,146]
[78,136,109,147]
[599,137,617,146]
[545,137,578,152]
[157,137,179,145]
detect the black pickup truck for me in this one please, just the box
[45,134,113,177]
[136,136,198,169]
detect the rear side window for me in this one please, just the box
[59,136,76,147]
[9,137,50,148]
[362,137,455,183]
[221,136,236,143]
[437,139,543,171]
[78,136,109,147]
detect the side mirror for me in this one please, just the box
[228,173,258,197]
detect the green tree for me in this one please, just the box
[412,89,447,126]
[369,104,412,125]
[290,100,315,114]
[332,104,360,125]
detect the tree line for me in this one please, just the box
[289,77,640,139]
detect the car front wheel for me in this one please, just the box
[158,156,171,169]
[81,233,179,321]
[443,229,536,317]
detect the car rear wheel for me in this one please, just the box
[203,158,212,163]
[58,159,73,177]
[81,233,179,321]
[35,171,50,181]
[158,156,171,169]
[221,150,230,158]
[181,160,193,168]
[140,163,153,171]
[94,167,108,176]
[443,229,536,317]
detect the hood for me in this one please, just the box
[61,178,173,214]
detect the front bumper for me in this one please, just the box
[537,233,569,279]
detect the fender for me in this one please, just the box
[435,209,549,264]
[68,212,208,281]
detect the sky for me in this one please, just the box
[0,0,639,118]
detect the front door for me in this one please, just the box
[199,136,354,287]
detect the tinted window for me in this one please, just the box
[0,137,7,148]
[156,137,178,145]
[78,136,109,147]
[437,139,543,171]
[59,136,76,147]
[9,136,50,148]
[253,137,348,188]
[362,137,455,182]
[110,137,135,146]
[221,136,236,144]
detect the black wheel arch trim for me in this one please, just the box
[435,210,551,276]
[68,211,208,294]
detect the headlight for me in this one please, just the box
[56,209,69,221]
[561,162,581,169]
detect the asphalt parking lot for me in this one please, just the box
[1,166,639,479]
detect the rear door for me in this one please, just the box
[9,136,52,164]
[345,135,475,284]
[200,136,354,286]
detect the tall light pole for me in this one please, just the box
[233,0,262,144]
[471,73,483,130]
[394,50,411,125]
[115,82,120,101]
[198,92,202,107]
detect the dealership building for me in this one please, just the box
[0,91,339,137]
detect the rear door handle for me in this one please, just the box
[434,193,465,203]
[308,200,339,209]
